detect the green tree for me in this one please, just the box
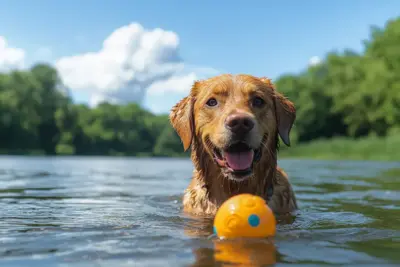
[153,124,188,157]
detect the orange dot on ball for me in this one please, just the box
[213,194,276,238]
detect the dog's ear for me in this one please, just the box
[260,77,296,146]
[274,91,296,146]
[169,95,196,151]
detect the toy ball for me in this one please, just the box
[213,194,276,238]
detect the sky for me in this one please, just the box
[0,0,399,114]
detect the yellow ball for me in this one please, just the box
[213,194,276,238]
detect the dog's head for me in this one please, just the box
[170,74,295,182]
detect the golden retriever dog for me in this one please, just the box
[170,74,297,215]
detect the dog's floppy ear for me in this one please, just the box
[274,91,296,146]
[260,77,296,146]
[169,94,196,151]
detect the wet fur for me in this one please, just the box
[170,74,298,215]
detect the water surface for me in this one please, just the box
[0,156,399,266]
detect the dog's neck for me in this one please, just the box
[190,135,278,206]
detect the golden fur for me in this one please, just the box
[170,74,297,215]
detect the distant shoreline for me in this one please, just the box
[1,135,398,162]
[278,135,400,162]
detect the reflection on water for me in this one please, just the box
[190,238,277,267]
[0,156,399,266]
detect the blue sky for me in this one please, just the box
[0,0,399,113]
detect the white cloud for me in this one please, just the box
[0,36,25,71]
[56,23,218,107]
[147,72,197,95]
[308,56,322,66]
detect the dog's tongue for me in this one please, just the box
[224,150,254,171]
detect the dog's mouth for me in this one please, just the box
[213,142,262,179]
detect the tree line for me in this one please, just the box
[0,64,185,156]
[277,17,400,144]
[0,17,398,156]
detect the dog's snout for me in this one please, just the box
[225,113,255,135]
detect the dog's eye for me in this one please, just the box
[252,97,265,107]
[206,98,218,107]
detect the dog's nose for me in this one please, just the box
[225,113,255,135]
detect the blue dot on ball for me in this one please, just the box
[248,214,260,227]
[213,226,217,235]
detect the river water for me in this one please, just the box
[0,156,399,266]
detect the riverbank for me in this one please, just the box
[0,135,399,161]
[279,135,400,161]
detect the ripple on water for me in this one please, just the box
[0,157,399,266]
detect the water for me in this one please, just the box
[0,156,399,267]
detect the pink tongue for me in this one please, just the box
[224,150,254,171]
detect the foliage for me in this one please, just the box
[278,134,400,161]
[0,17,398,158]
[276,17,400,145]
[0,64,185,156]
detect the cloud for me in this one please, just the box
[146,72,198,95]
[56,23,218,107]
[0,36,25,71]
[308,56,322,66]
